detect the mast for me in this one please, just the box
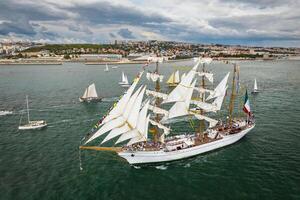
[153,60,161,143]
[228,63,237,125]
[198,63,206,141]
[87,85,89,98]
[26,95,30,123]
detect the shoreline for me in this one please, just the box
[0,57,299,65]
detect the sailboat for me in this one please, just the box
[166,70,180,87]
[104,64,109,72]
[80,59,255,165]
[252,79,259,94]
[119,72,130,87]
[18,96,47,130]
[0,110,13,116]
[79,83,102,102]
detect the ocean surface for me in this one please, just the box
[0,60,299,200]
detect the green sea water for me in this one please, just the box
[0,60,299,200]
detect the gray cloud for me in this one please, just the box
[109,33,116,38]
[0,0,299,46]
[0,20,35,36]
[118,28,135,39]
[66,2,171,26]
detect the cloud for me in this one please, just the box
[117,28,135,39]
[0,20,35,36]
[0,0,299,46]
[109,33,116,38]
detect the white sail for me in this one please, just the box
[163,61,200,103]
[103,73,142,124]
[146,89,168,100]
[193,114,218,128]
[174,70,180,83]
[148,104,169,116]
[105,64,109,71]
[164,80,196,120]
[166,72,175,84]
[124,75,129,84]
[84,76,143,144]
[149,119,170,135]
[127,114,150,146]
[190,73,229,112]
[147,72,164,82]
[206,73,230,101]
[116,101,150,144]
[101,86,146,144]
[254,79,258,91]
[181,73,186,81]
[82,88,88,99]
[197,72,213,83]
[87,83,98,98]
[92,86,142,144]
[199,57,213,65]
[127,86,146,127]
[122,72,126,82]
[194,87,214,95]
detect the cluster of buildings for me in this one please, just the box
[0,42,37,57]
[1,40,300,63]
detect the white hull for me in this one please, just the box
[0,111,13,116]
[118,125,254,164]
[19,121,47,130]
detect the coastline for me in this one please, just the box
[1,57,299,66]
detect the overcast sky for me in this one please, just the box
[0,0,299,47]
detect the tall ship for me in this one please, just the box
[80,58,255,164]
[79,83,102,103]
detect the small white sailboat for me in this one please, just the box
[104,64,109,72]
[79,83,102,102]
[252,78,259,94]
[166,70,180,87]
[119,72,130,87]
[18,96,47,130]
[0,110,13,116]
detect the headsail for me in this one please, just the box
[174,70,180,83]
[84,72,143,144]
[88,83,98,98]
[101,86,146,144]
[116,100,150,144]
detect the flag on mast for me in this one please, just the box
[243,90,251,115]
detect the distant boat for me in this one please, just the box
[104,64,109,72]
[112,65,118,69]
[0,110,13,116]
[79,83,102,102]
[119,72,130,87]
[252,79,259,94]
[166,70,180,87]
[18,95,47,130]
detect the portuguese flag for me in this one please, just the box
[243,90,251,115]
